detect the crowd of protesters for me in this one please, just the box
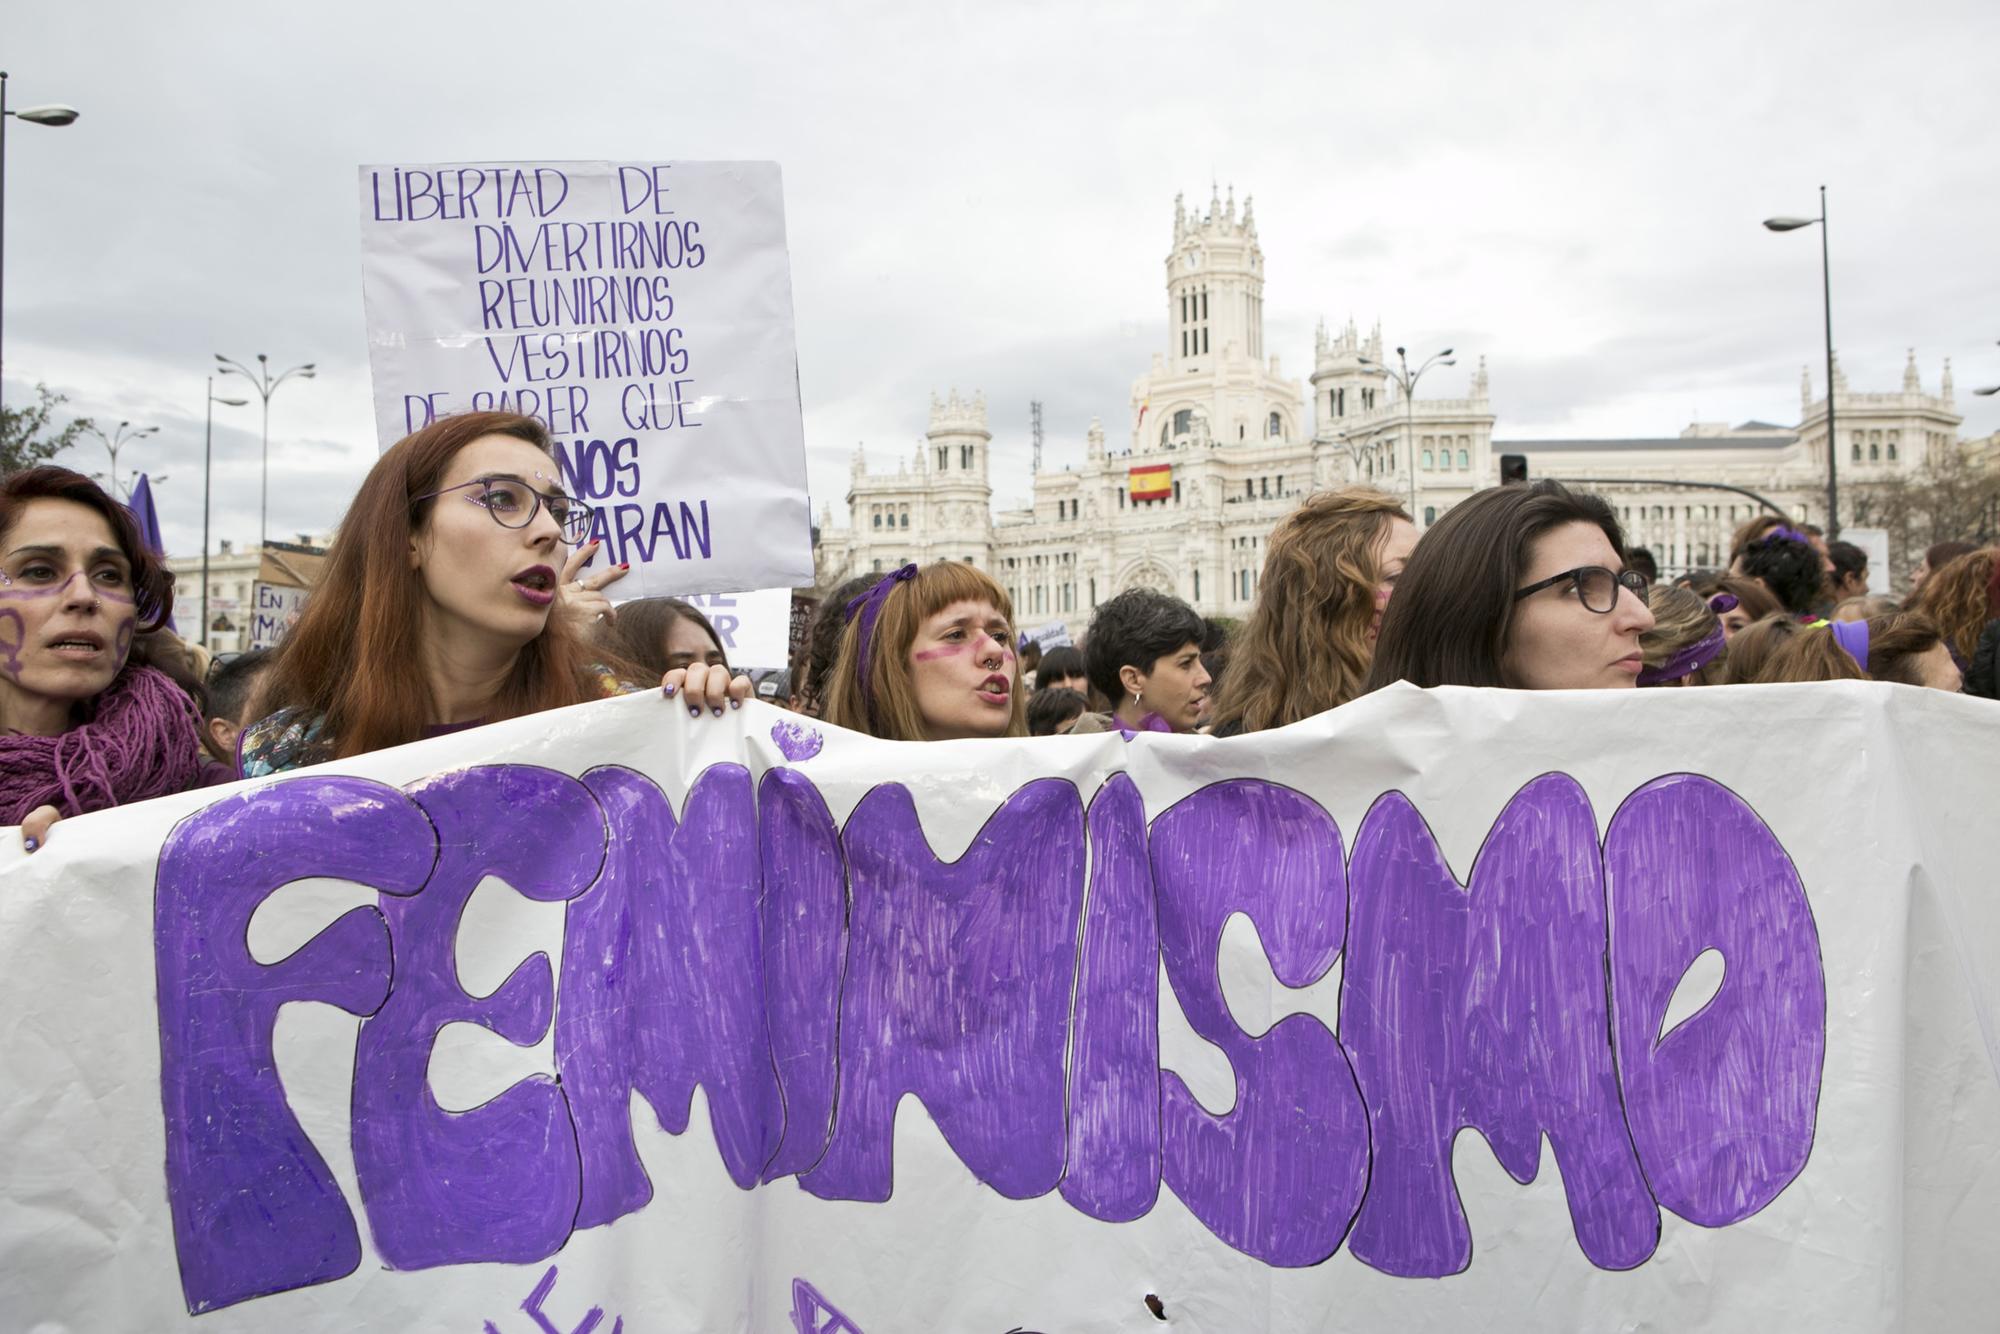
[7,410,1996,849]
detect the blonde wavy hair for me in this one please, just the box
[1907,546,1996,663]
[1207,487,1410,734]
[1723,614,1865,684]
[823,561,1028,741]
[1639,585,1728,686]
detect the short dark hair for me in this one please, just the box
[1925,540,1977,572]
[1035,645,1086,686]
[1827,539,1868,583]
[206,648,273,726]
[1085,588,1205,702]
[1026,686,1088,736]
[1364,480,1627,691]
[1740,529,1823,615]
[1626,547,1659,582]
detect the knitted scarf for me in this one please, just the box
[1,665,202,825]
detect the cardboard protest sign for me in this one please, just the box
[248,581,308,650]
[3,683,1998,1332]
[1021,620,1073,650]
[357,161,813,596]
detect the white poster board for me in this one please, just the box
[249,581,308,650]
[1841,526,1892,595]
[3,683,1998,1332]
[357,160,813,596]
[666,587,793,669]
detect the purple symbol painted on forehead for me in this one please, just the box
[771,719,823,761]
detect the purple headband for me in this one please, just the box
[1753,525,1812,549]
[1829,618,1870,670]
[1707,592,1739,615]
[844,563,919,718]
[1637,621,1727,685]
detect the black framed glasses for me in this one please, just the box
[413,477,592,544]
[1512,565,1647,613]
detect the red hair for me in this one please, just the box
[258,412,602,759]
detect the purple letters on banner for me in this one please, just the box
[1605,774,1825,1224]
[154,777,436,1314]
[800,779,1086,1202]
[1059,774,1162,1222]
[1151,780,1370,1267]
[151,763,1828,1313]
[353,766,603,1270]
[1342,776,1660,1276]
[556,764,778,1228]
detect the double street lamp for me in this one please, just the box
[81,419,158,501]
[201,379,249,650]
[0,72,81,415]
[1763,187,1840,537]
[215,353,315,548]
[1359,345,1456,522]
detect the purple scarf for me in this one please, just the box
[1,665,202,824]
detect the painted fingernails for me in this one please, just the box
[729,698,740,710]
[688,705,702,717]
[712,706,724,717]
[663,683,677,697]
[619,562,630,570]
[23,837,38,852]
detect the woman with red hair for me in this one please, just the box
[3,467,202,851]
[240,411,741,774]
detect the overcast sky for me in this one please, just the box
[6,0,1997,559]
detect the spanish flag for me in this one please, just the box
[1129,463,1172,500]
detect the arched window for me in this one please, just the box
[1458,448,1470,470]
[937,447,948,470]
[1172,408,1192,437]
[1852,442,1862,462]
[1869,443,1880,461]
[1424,506,1437,525]
[872,512,881,529]
[1887,441,1898,461]
[1267,411,1282,438]
[1423,449,1434,469]
[900,509,909,529]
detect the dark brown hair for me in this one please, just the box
[258,411,605,759]
[0,465,175,632]
[598,597,726,678]
[1865,611,1947,686]
[1363,480,1626,691]
[1723,614,1865,684]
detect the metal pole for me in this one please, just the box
[1550,476,1793,516]
[1402,353,1418,521]
[202,377,214,650]
[259,370,270,548]
[1,71,9,420]
[1819,185,1839,538]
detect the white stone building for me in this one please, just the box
[824,189,1966,613]
[167,537,331,654]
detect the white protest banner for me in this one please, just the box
[4,684,1999,1332]
[666,587,793,668]
[248,581,308,649]
[1021,620,1073,650]
[357,161,813,596]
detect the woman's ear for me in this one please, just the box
[1118,662,1147,698]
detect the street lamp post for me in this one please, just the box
[215,353,315,548]
[0,72,81,417]
[1764,187,1840,537]
[81,419,159,501]
[1360,345,1456,523]
[201,379,249,650]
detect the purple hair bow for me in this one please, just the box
[1707,592,1739,615]
[1637,622,1727,686]
[845,564,919,718]
[1829,618,1870,670]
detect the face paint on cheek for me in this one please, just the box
[913,643,965,662]
[115,616,136,666]
[0,609,25,681]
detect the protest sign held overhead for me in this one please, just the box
[357,161,813,596]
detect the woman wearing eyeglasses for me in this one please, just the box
[1363,480,1655,692]
[239,411,743,776]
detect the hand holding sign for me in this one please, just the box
[556,541,628,632]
